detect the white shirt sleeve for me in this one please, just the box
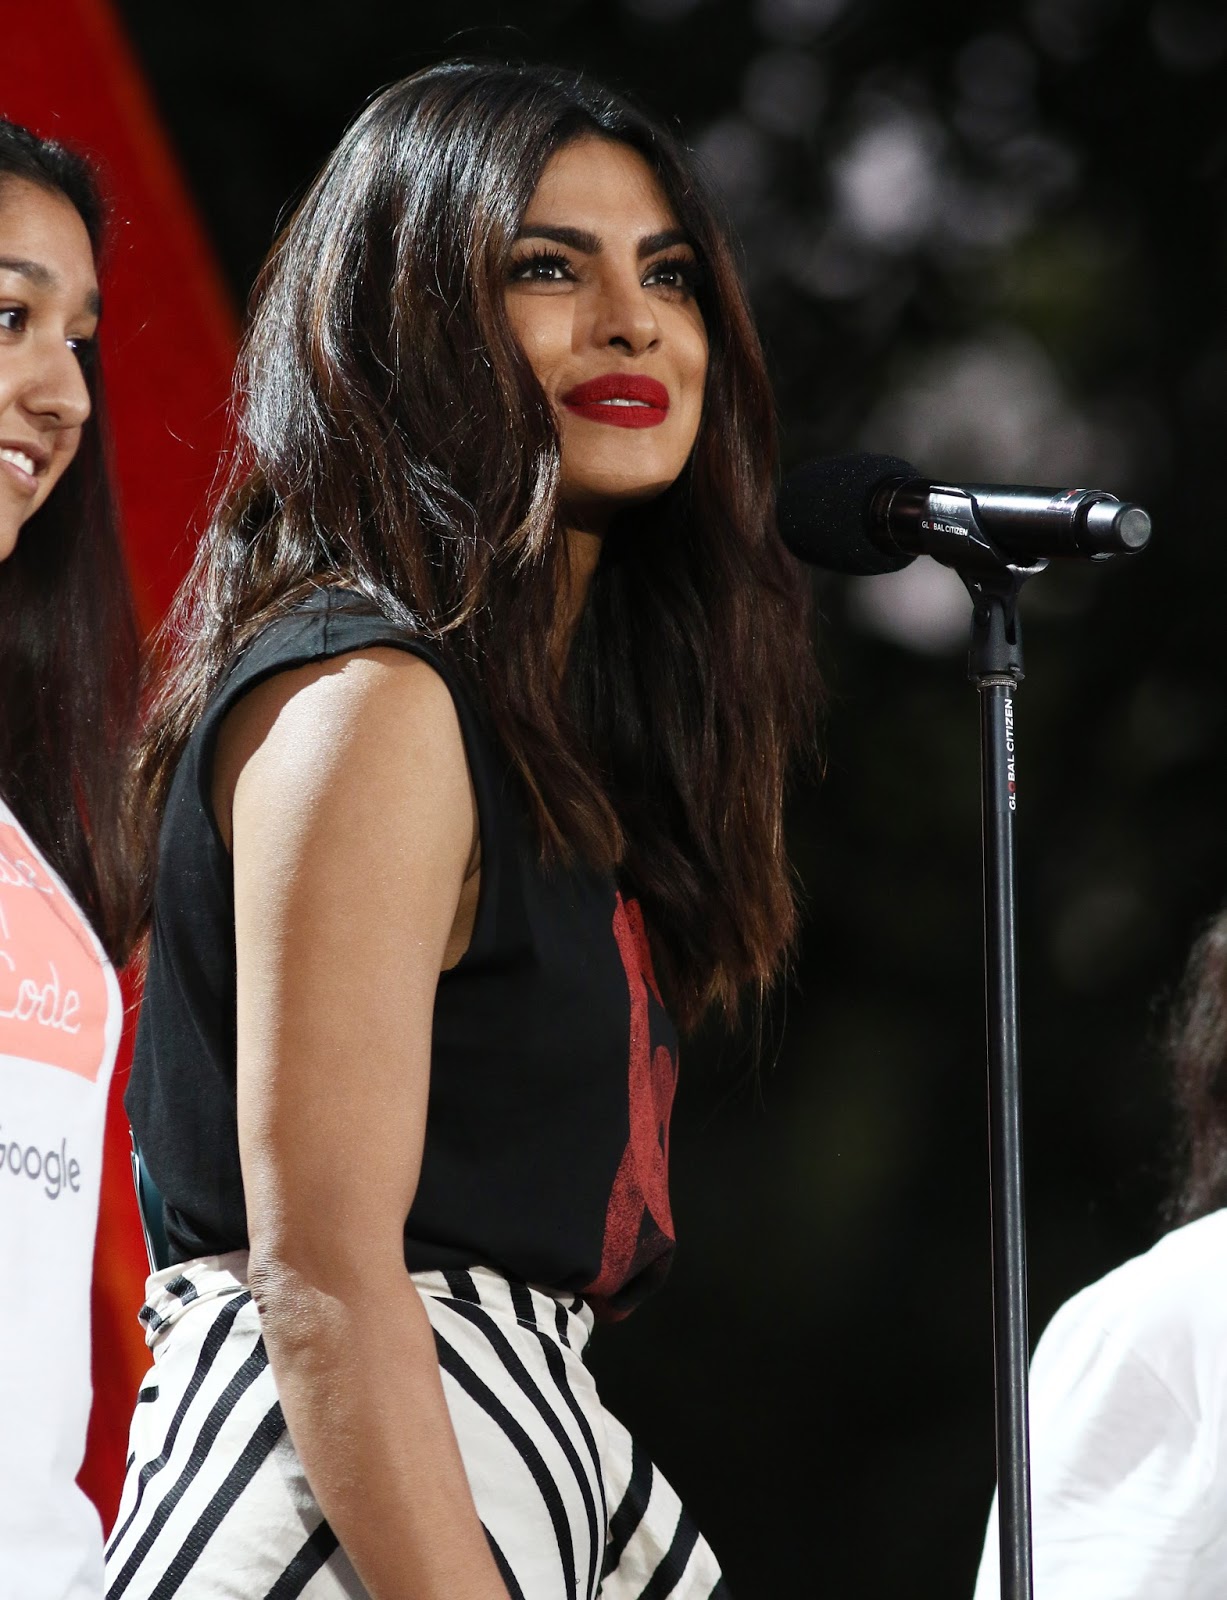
[972,1235,1227,1600]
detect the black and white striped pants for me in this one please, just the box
[103,1256,730,1599]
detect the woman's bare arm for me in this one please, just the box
[219,647,507,1600]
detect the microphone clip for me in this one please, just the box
[961,562,1038,687]
[891,483,1047,685]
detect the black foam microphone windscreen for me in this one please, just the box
[777,451,918,574]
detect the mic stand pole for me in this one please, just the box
[956,554,1047,1600]
[861,472,1148,1593]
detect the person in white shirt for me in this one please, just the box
[974,906,1227,1599]
[0,118,140,1600]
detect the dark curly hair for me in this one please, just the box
[1165,905,1227,1225]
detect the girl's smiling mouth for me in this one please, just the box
[561,373,669,428]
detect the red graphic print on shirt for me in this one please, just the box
[583,892,678,1312]
[0,822,109,1080]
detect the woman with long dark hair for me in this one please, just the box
[0,119,140,1598]
[108,60,817,1599]
[973,907,1227,1598]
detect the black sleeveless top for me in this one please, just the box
[125,588,680,1320]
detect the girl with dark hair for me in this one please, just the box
[973,908,1227,1599]
[108,59,817,1599]
[0,119,140,1598]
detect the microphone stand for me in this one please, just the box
[879,477,1049,1597]
[955,550,1047,1600]
[859,472,1148,1597]
[800,461,1151,1598]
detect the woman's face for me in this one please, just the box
[505,137,708,533]
[0,177,97,563]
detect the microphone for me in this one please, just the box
[777,451,1153,575]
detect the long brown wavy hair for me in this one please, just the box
[137,59,819,1029]
[0,119,140,965]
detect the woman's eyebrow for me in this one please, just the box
[0,254,53,288]
[636,228,692,258]
[512,224,694,259]
[514,224,601,253]
[0,255,101,316]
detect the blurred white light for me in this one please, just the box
[843,559,971,655]
[858,327,1106,484]
[832,111,943,249]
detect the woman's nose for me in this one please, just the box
[23,339,92,431]
[590,269,661,355]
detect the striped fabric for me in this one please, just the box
[103,1257,729,1599]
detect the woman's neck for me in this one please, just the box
[553,525,603,669]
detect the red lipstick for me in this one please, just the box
[561,373,670,429]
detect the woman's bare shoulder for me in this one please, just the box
[213,646,469,851]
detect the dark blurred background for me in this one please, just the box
[108,0,1227,1592]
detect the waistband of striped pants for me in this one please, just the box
[135,1251,596,1358]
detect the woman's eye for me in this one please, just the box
[644,257,700,295]
[509,250,574,284]
[67,335,96,368]
[0,307,27,333]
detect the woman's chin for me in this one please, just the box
[560,478,678,531]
